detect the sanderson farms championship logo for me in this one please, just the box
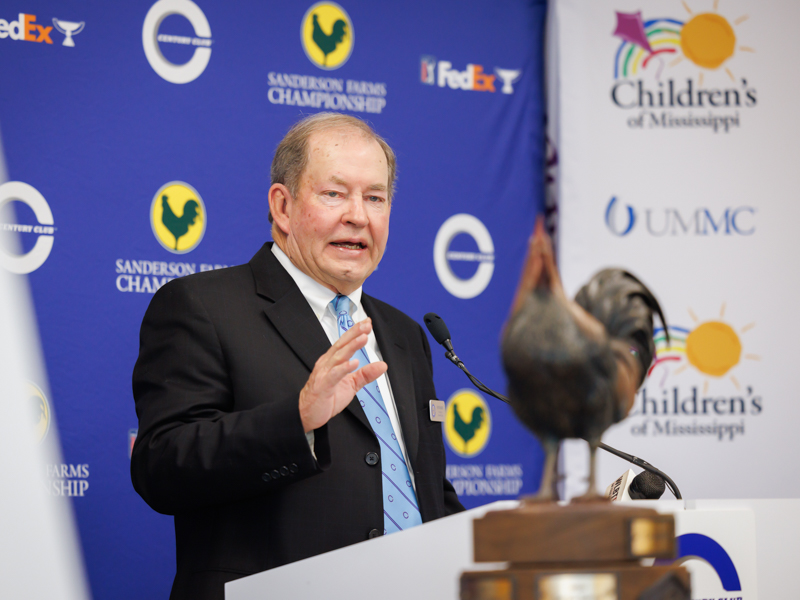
[301,2,353,70]
[444,389,491,458]
[611,2,757,132]
[150,181,205,254]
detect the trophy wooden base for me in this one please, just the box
[461,502,690,600]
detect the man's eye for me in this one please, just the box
[367,196,384,202]
[325,191,339,198]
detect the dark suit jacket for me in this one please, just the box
[131,243,463,600]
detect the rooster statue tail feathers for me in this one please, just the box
[573,269,668,389]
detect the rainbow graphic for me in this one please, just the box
[614,17,684,79]
[649,325,691,380]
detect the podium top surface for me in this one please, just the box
[225,498,800,600]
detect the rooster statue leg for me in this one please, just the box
[572,439,604,502]
[522,436,559,504]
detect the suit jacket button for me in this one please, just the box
[262,473,271,482]
[289,463,298,474]
[280,466,289,476]
[272,469,280,479]
[365,452,379,466]
[368,529,382,539]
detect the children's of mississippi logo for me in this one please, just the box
[628,303,762,441]
[611,4,756,132]
[301,2,353,70]
[150,181,205,254]
[444,389,491,458]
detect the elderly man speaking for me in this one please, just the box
[131,113,464,600]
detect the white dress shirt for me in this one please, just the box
[271,244,416,490]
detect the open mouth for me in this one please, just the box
[331,241,366,250]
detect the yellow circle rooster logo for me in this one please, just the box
[150,181,206,254]
[301,2,354,70]
[26,381,51,444]
[444,390,491,458]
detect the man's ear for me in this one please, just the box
[268,183,292,236]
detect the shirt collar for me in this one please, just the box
[271,243,364,320]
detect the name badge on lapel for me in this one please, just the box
[429,399,445,422]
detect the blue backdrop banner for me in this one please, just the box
[0,1,546,597]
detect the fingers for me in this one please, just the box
[351,360,388,390]
[325,319,372,365]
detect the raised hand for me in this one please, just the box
[298,318,388,433]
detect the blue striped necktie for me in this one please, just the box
[331,294,423,535]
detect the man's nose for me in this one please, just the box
[343,195,369,226]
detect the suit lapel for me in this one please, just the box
[363,295,420,465]
[250,244,371,431]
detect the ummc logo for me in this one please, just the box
[604,197,755,237]
[142,0,212,84]
[421,56,521,94]
[0,181,56,274]
[434,214,494,299]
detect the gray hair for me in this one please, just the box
[269,113,397,223]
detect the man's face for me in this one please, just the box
[280,128,391,295]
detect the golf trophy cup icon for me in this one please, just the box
[52,19,85,47]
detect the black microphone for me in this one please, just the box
[422,311,683,500]
[605,468,665,500]
[629,469,666,500]
[423,312,505,402]
[423,313,458,361]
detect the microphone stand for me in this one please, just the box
[440,350,683,500]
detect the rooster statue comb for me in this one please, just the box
[501,218,667,501]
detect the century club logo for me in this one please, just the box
[301,2,353,70]
[0,13,84,47]
[629,302,762,442]
[657,533,742,594]
[421,56,522,94]
[0,181,56,274]
[434,214,494,299]
[26,381,51,444]
[444,389,491,458]
[142,0,213,84]
[611,3,756,132]
[150,181,205,254]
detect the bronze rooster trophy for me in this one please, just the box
[502,218,667,501]
[462,219,689,600]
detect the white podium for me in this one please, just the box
[226,499,800,600]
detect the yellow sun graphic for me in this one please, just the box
[670,0,755,83]
[672,303,760,392]
[681,13,736,69]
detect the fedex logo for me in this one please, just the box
[0,13,53,43]
[420,57,522,94]
[438,61,496,92]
